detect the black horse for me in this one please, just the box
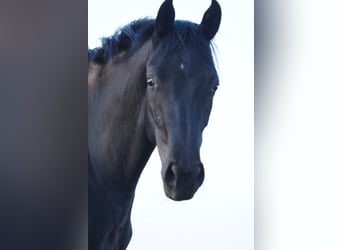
[88,0,221,249]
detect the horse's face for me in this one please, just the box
[146,46,218,201]
[145,0,221,201]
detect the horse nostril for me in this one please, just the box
[197,164,204,182]
[165,164,177,187]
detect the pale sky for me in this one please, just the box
[88,0,254,249]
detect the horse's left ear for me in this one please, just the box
[154,0,175,39]
[200,0,222,41]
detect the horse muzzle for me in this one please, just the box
[162,162,205,201]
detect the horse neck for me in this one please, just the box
[88,40,155,191]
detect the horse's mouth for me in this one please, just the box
[165,190,195,201]
[163,182,199,201]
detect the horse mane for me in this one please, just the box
[88,18,155,65]
[88,18,214,65]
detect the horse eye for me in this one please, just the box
[146,77,155,87]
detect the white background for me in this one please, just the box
[88,1,254,249]
[255,1,342,249]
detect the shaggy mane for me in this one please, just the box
[88,18,214,65]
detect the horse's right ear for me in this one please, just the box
[154,0,175,43]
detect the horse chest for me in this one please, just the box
[89,184,134,250]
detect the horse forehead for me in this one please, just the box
[178,51,213,71]
[176,59,215,76]
[150,46,215,76]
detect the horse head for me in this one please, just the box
[145,0,221,201]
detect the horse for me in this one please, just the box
[88,0,221,249]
